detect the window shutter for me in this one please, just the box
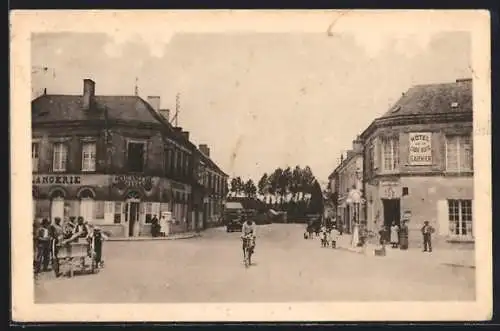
[437,200,449,236]
[104,201,114,224]
[373,137,380,170]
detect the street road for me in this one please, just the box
[35,224,475,303]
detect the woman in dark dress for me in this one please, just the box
[399,219,409,250]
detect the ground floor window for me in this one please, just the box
[144,202,153,223]
[51,196,65,223]
[448,199,473,238]
[114,202,123,224]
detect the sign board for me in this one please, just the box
[112,175,154,192]
[32,175,82,185]
[409,132,432,165]
[402,210,412,220]
[380,181,401,199]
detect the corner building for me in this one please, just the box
[32,79,228,237]
[360,78,474,248]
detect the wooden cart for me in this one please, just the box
[52,238,99,277]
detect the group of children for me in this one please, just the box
[304,223,340,249]
[33,216,108,276]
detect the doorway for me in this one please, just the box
[382,199,401,227]
[126,201,140,237]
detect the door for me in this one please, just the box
[382,199,401,227]
[51,198,64,223]
[80,198,94,223]
[128,202,140,237]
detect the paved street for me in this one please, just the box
[35,224,475,303]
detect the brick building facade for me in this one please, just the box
[360,78,473,248]
[32,79,228,237]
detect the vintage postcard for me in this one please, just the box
[10,10,492,322]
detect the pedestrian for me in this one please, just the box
[151,215,160,237]
[49,217,64,276]
[390,222,400,248]
[159,214,168,237]
[35,218,51,273]
[421,221,435,252]
[399,219,409,250]
[378,223,386,245]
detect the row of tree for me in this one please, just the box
[228,165,324,216]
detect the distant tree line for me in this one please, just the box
[228,165,324,220]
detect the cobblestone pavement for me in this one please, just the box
[34,224,475,303]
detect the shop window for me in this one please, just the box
[32,142,39,172]
[446,135,473,172]
[127,142,145,173]
[79,189,95,223]
[114,202,123,224]
[381,137,399,172]
[94,201,105,219]
[144,202,153,223]
[82,142,97,172]
[52,142,68,172]
[448,199,473,238]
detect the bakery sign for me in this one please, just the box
[409,132,432,165]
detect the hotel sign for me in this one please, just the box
[409,132,432,165]
[112,175,153,192]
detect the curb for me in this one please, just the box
[107,233,201,242]
[441,262,476,269]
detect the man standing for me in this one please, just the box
[35,218,51,273]
[421,221,434,252]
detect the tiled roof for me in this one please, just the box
[380,79,472,119]
[32,94,162,125]
[199,151,228,177]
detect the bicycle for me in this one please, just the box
[242,235,253,268]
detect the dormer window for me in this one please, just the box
[391,105,401,113]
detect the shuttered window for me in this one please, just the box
[52,143,68,172]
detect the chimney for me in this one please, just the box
[83,79,95,110]
[159,108,170,122]
[147,96,161,112]
[199,144,210,157]
[181,131,190,140]
[352,136,363,154]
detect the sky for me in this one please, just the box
[32,31,471,185]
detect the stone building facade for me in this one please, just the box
[360,78,473,248]
[32,79,228,237]
[328,137,364,234]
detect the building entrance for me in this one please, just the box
[382,199,401,227]
[126,201,140,237]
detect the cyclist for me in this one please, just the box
[240,215,257,258]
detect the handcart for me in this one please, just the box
[51,237,99,277]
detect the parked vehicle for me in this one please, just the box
[224,202,244,232]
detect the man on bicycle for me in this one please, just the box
[240,215,256,256]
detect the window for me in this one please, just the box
[381,137,399,171]
[368,144,374,171]
[173,149,178,174]
[114,202,123,224]
[176,151,182,175]
[127,142,145,172]
[144,202,153,223]
[184,154,190,176]
[164,149,171,174]
[94,201,105,219]
[52,143,68,172]
[32,142,39,172]
[446,135,473,172]
[81,142,97,172]
[448,199,473,238]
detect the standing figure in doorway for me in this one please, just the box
[421,221,434,252]
[399,219,409,250]
[390,222,400,248]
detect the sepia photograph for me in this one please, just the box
[11,10,491,322]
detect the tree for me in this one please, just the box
[257,173,269,199]
[308,179,324,215]
[230,177,239,197]
[244,179,257,198]
[290,165,302,202]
